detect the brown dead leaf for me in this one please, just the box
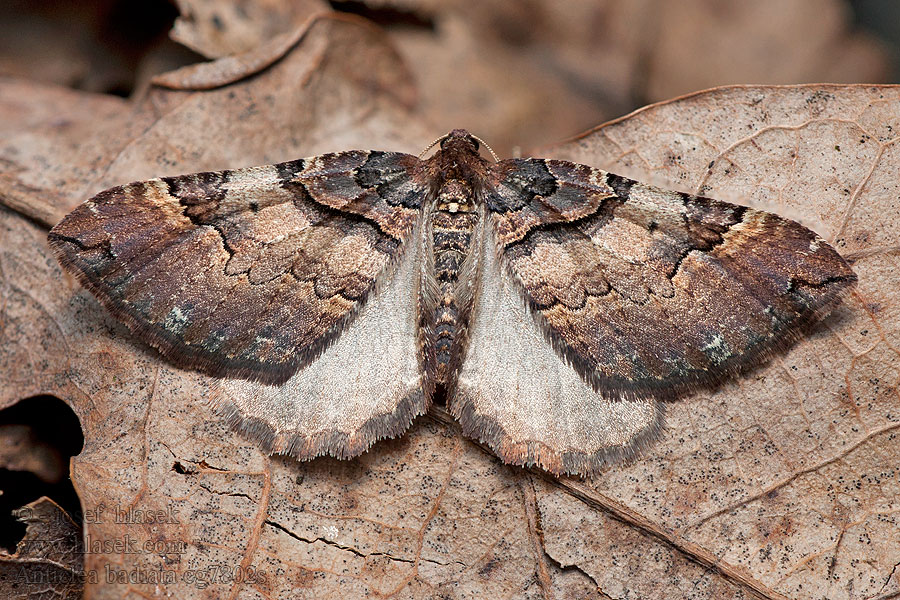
[155,8,338,90]
[369,0,891,155]
[0,14,421,230]
[0,497,83,600]
[1,11,898,599]
[171,0,328,58]
[0,78,142,228]
[151,26,315,90]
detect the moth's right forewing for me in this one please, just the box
[485,158,856,400]
[48,151,426,385]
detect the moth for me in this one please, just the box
[48,129,856,475]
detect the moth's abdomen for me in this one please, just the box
[419,182,481,393]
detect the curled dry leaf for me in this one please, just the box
[0,497,83,600]
[170,0,328,59]
[0,19,897,598]
[154,10,341,90]
[0,14,422,229]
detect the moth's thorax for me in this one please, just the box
[435,180,476,213]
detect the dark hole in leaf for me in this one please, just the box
[171,461,195,475]
[0,395,84,553]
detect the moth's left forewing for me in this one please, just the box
[48,151,428,386]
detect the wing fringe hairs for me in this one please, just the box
[452,398,665,476]
[212,389,428,461]
[48,130,857,476]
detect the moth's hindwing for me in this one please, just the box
[212,223,425,460]
[48,150,427,385]
[454,219,663,475]
[486,158,857,401]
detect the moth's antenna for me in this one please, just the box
[418,134,448,159]
[469,134,500,162]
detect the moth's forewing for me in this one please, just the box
[48,152,425,385]
[487,159,857,400]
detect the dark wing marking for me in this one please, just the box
[49,151,426,385]
[485,158,857,400]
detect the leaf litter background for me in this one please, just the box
[1,1,900,599]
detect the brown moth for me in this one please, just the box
[48,129,856,475]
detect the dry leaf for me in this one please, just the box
[0,497,83,600]
[171,0,328,58]
[369,0,891,154]
[1,11,898,598]
[154,10,340,90]
[0,15,422,230]
[0,79,142,227]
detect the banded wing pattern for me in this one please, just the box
[49,151,425,386]
[485,158,856,398]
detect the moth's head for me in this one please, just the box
[429,129,498,162]
[440,129,480,153]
